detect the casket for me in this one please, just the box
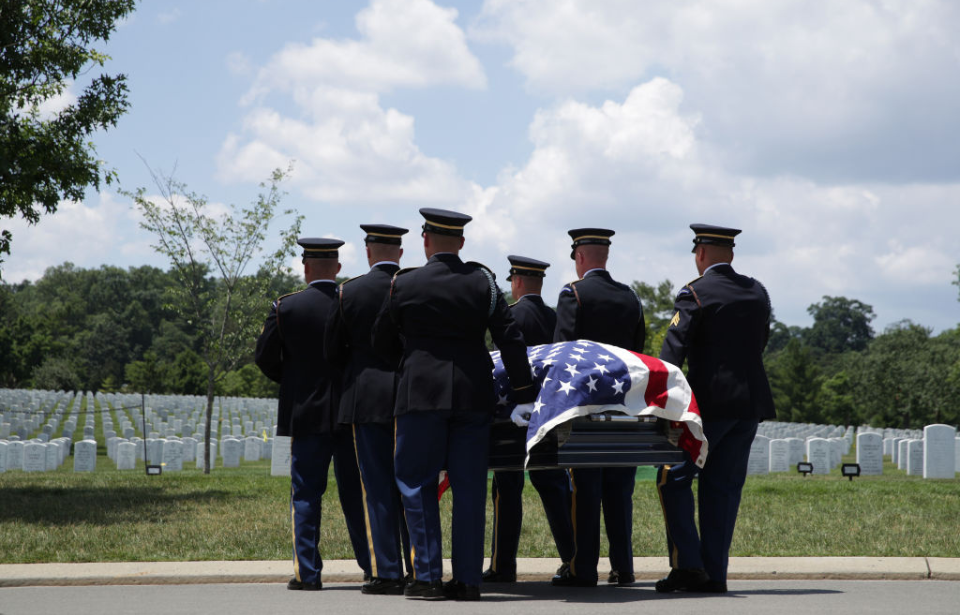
[488,413,686,471]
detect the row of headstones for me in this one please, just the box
[0,433,282,473]
[0,437,73,472]
[0,390,77,441]
[747,424,958,478]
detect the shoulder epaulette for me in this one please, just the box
[393,266,418,278]
[339,273,365,287]
[388,266,418,298]
[565,279,583,306]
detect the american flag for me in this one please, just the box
[491,340,708,468]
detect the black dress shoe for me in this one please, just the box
[481,568,517,583]
[607,570,636,586]
[443,579,481,601]
[362,577,405,595]
[555,562,570,577]
[692,580,728,593]
[287,577,321,591]
[654,568,710,593]
[403,579,446,600]
[551,569,597,587]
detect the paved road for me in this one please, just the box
[2,580,958,615]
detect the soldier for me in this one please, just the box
[655,224,775,594]
[482,255,574,584]
[325,224,412,595]
[254,237,371,591]
[372,208,537,601]
[551,228,645,588]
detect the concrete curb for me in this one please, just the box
[2,557,957,587]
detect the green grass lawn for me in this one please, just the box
[2,458,957,563]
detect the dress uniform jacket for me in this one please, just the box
[553,268,645,586]
[325,262,411,584]
[510,294,556,346]
[660,263,775,421]
[255,280,340,436]
[325,263,400,424]
[373,253,533,413]
[254,279,371,586]
[371,252,535,588]
[656,262,775,586]
[554,269,645,352]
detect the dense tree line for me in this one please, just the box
[0,262,300,397]
[1,264,958,430]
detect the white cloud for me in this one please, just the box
[244,0,485,103]
[1,193,152,283]
[472,0,960,182]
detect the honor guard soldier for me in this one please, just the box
[325,224,412,595]
[254,237,371,590]
[655,224,775,594]
[372,208,537,601]
[482,255,574,583]
[552,228,645,588]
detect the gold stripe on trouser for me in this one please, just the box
[395,418,415,580]
[491,487,500,572]
[655,465,679,568]
[353,424,377,578]
[291,481,300,581]
[569,469,578,576]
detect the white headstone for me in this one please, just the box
[769,439,790,472]
[856,432,883,475]
[786,438,805,466]
[883,437,894,457]
[196,440,217,469]
[243,436,261,462]
[22,442,47,472]
[222,438,242,467]
[922,424,956,479]
[829,438,843,469]
[182,437,197,462]
[270,435,292,477]
[897,439,910,469]
[906,439,924,476]
[747,435,770,475]
[0,440,7,472]
[116,441,137,470]
[7,440,24,470]
[146,438,165,465]
[162,439,184,472]
[956,438,960,473]
[73,439,97,472]
[45,441,59,471]
[806,438,831,475]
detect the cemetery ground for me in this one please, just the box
[1,457,958,564]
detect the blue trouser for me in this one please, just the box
[290,430,371,585]
[394,410,490,586]
[656,419,759,583]
[489,468,574,573]
[602,466,637,575]
[567,467,636,583]
[354,421,412,580]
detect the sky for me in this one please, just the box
[3,0,959,333]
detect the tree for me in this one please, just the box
[767,338,821,423]
[0,0,136,269]
[805,296,876,354]
[125,166,301,473]
[632,279,675,356]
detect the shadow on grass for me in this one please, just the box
[0,486,239,525]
